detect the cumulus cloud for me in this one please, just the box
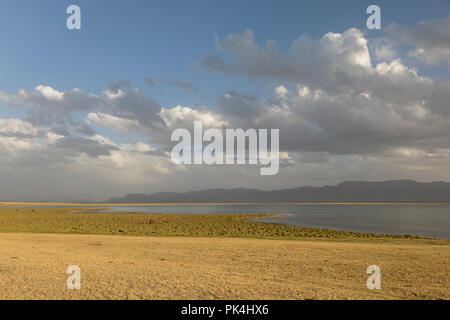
[198,27,450,155]
[160,105,228,130]
[102,88,165,130]
[0,86,104,127]
[86,112,151,135]
[274,85,289,99]
[0,118,43,138]
[200,28,374,93]
[0,82,167,137]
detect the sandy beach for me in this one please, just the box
[0,232,448,300]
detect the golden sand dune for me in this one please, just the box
[0,232,448,300]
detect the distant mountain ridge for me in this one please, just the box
[105,180,450,203]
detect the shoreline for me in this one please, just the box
[1,207,449,242]
[2,205,447,241]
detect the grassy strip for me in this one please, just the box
[0,208,445,243]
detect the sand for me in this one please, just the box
[0,232,448,300]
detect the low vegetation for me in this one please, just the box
[0,207,436,241]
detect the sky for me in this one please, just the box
[0,0,450,201]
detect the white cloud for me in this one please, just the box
[0,136,38,154]
[198,27,450,156]
[374,43,396,61]
[160,105,228,129]
[35,85,64,101]
[0,118,41,136]
[275,85,288,98]
[103,88,126,100]
[87,112,147,134]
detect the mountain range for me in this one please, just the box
[105,180,450,203]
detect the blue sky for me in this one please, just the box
[0,0,448,109]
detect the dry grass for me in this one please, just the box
[0,208,429,240]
